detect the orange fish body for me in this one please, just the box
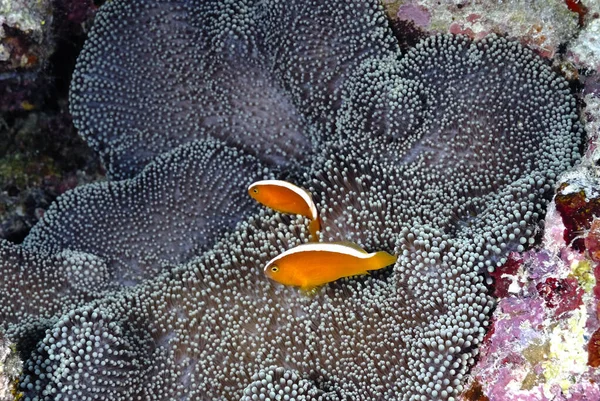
[248,180,320,240]
[264,242,397,291]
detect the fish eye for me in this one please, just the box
[253,188,259,194]
[270,265,279,272]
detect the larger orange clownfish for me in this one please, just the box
[264,242,397,292]
[248,180,321,241]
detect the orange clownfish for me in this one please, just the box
[264,242,397,292]
[248,180,321,241]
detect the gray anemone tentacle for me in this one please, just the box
[1,0,583,400]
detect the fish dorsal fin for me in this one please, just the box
[332,241,368,254]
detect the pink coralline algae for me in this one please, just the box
[386,0,579,59]
[536,277,584,316]
[465,190,600,400]
[489,255,522,298]
[397,3,431,28]
[555,180,600,251]
[589,328,600,367]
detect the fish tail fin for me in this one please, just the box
[308,218,321,242]
[369,251,397,271]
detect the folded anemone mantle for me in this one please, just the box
[0,0,582,400]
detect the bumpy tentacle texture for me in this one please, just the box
[240,367,326,401]
[8,0,583,400]
[0,241,109,340]
[70,0,309,179]
[255,0,398,132]
[332,34,581,270]
[70,0,398,179]
[22,139,268,284]
[19,147,576,401]
[20,192,487,401]
[1,139,269,333]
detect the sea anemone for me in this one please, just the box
[0,0,582,400]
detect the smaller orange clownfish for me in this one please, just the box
[264,242,397,292]
[248,179,321,241]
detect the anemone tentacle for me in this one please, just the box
[2,0,583,399]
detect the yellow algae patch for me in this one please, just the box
[1,341,23,401]
[521,371,541,391]
[521,339,549,390]
[10,377,24,401]
[542,305,588,393]
[571,259,595,293]
[20,101,35,111]
[523,339,550,365]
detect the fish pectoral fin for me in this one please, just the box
[299,285,322,296]
[308,219,320,242]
